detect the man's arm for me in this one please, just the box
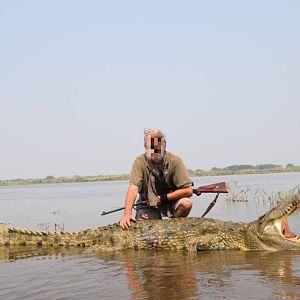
[119,185,138,229]
[158,186,193,205]
[158,156,193,205]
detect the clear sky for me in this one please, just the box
[1,1,299,179]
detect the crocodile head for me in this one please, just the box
[248,191,300,250]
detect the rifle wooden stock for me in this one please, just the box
[193,182,229,196]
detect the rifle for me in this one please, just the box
[193,182,229,217]
[101,181,229,217]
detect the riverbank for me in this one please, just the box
[189,166,300,177]
[1,166,300,186]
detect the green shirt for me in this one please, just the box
[130,151,193,201]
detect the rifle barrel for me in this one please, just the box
[101,202,141,216]
[101,207,125,215]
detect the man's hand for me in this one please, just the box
[157,194,169,206]
[157,196,162,206]
[120,214,136,229]
[120,185,138,229]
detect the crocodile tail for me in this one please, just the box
[0,226,96,247]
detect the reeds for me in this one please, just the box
[226,180,300,207]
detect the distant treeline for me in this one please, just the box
[0,174,129,186]
[1,164,300,186]
[188,163,300,176]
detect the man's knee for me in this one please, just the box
[180,198,193,210]
[173,198,192,217]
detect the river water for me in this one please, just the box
[1,173,300,299]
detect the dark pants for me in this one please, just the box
[135,206,162,220]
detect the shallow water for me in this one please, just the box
[1,173,300,299]
[1,248,300,300]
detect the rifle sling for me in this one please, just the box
[201,193,220,218]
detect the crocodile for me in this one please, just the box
[1,192,300,252]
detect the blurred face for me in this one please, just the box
[145,135,166,163]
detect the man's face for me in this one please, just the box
[145,135,166,163]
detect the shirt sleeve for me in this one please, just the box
[173,158,193,189]
[129,157,144,191]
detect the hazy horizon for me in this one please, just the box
[1,1,299,180]
[1,161,299,181]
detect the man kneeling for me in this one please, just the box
[120,129,193,229]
